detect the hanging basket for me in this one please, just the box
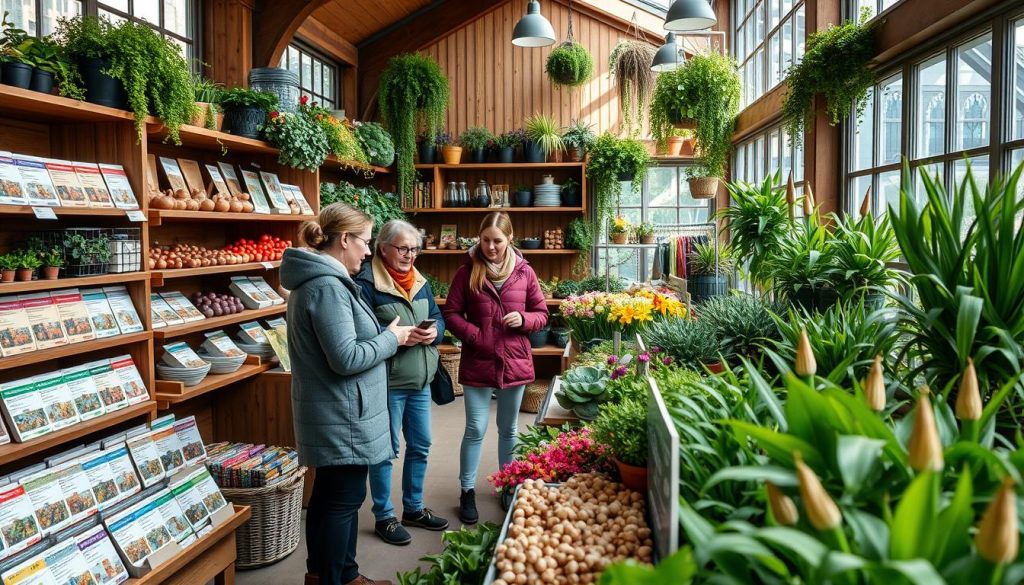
[688,176,720,200]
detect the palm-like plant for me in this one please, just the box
[765,211,837,302]
[524,113,565,158]
[720,173,792,286]
[830,211,904,300]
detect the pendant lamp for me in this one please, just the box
[512,0,556,47]
[651,33,681,72]
[664,0,717,32]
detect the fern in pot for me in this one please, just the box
[688,240,734,302]
[561,119,595,162]
[524,113,564,163]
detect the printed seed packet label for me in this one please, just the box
[101,287,143,335]
[0,152,27,206]
[266,317,287,329]
[44,161,88,207]
[93,443,141,503]
[49,289,96,344]
[96,164,139,210]
[172,417,206,468]
[149,416,184,477]
[50,460,98,524]
[109,355,149,405]
[201,330,244,358]
[79,290,121,339]
[175,159,205,195]
[168,468,210,532]
[18,293,68,350]
[265,325,290,372]
[152,490,194,546]
[0,554,56,585]
[72,162,114,208]
[239,170,273,214]
[60,364,105,422]
[280,184,314,215]
[247,276,284,305]
[74,524,129,584]
[203,164,230,197]
[0,484,42,559]
[158,292,203,323]
[161,342,206,369]
[79,449,123,511]
[229,276,270,309]
[0,297,37,356]
[258,171,291,213]
[125,433,165,488]
[105,493,165,567]
[0,378,50,442]
[215,162,243,196]
[85,360,129,413]
[31,372,79,431]
[149,295,183,328]
[192,468,227,515]
[157,157,188,193]
[42,539,95,585]
[20,468,73,536]
[236,321,268,345]
[13,156,59,207]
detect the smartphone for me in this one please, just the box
[416,319,436,330]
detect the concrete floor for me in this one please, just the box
[232,396,532,585]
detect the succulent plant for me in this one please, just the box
[555,365,610,420]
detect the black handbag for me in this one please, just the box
[430,363,455,405]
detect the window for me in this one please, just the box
[733,0,805,108]
[2,0,81,37]
[852,0,903,20]
[280,43,339,110]
[733,124,805,204]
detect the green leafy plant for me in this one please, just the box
[422,272,449,299]
[561,119,595,151]
[353,121,395,167]
[591,397,649,466]
[642,318,721,369]
[546,41,593,87]
[304,102,367,166]
[39,248,63,268]
[457,126,493,151]
[719,173,792,286]
[493,129,524,149]
[634,221,655,238]
[555,365,611,420]
[320,181,406,230]
[554,278,582,299]
[262,104,330,171]
[0,11,32,64]
[524,113,564,158]
[690,240,735,276]
[21,36,83,99]
[396,522,500,585]
[86,237,111,263]
[218,87,278,110]
[193,75,221,103]
[513,423,573,457]
[782,8,877,145]
[0,254,17,271]
[599,547,698,585]
[830,210,903,300]
[608,40,656,137]
[577,274,625,294]
[765,211,838,302]
[378,52,449,198]
[15,250,41,270]
[586,132,650,229]
[674,51,741,179]
[698,293,781,361]
[566,217,593,274]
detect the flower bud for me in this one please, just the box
[794,329,816,377]
[859,185,872,218]
[863,354,886,412]
[975,478,1019,564]
[794,452,841,530]
[766,481,798,526]
[802,183,815,217]
[786,174,796,221]
[908,388,944,472]
[955,358,982,421]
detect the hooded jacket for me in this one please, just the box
[442,248,548,389]
[280,247,398,468]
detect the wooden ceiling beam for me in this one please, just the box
[251,0,332,68]
[297,17,359,66]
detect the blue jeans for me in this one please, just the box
[459,385,525,490]
[368,387,432,521]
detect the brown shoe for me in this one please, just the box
[345,576,393,585]
[304,574,319,585]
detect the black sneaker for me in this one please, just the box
[374,517,412,546]
[458,489,479,524]
[402,508,450,531]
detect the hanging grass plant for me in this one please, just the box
[546,41,593,87]
[378,52,449,198]
[608,40,656,138]
[782,8,876,145]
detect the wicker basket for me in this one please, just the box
[520,379,550,414]
[221,466,307,569]
[440,352,463,396]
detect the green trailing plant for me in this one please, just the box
[697,293,781,361]
[561,119,595,152]
[262,99,330,171]
[591,397,649,466]
[353,121,395,167]
[649,65,686,151]
[457,126,493,151]
[829,210,903,300]
[218,87,278,110]
[690,240,735,276]
[378,52,449,198]
[782,8,877,145]
[524,113,565,158]
[675,51,741,179]
[719,173,792,286]
[546,41,593,87]
[586,132,650,230]
[642,318,721,369]
[320,181,406,230]
[608,40,656,137]
[555,365,610,420]
[566,217,593,274]
[396,522,500,585]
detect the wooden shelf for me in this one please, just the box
[0,85,136,124]
[324,155,391,175]
[0,271,148,295]
[154,357,272,408]
[434,297,562,307]
[126,504,251,584]
[151,260,281,287]
[406,207,583,213]
[149,122,276,155]
[148,209,314,226]
[438,343,565,356]
[154,304,286,340]
[0,331,151,371]
[415,162,585,170]
[0,400,156,467]
[0,205,132,217]
[420,249,577,255]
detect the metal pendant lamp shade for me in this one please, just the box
[651,33,680,71]
[512,1,557,47]
[665,0,717,32]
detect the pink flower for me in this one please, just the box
[607,355,618,365]
[638,352,651,363]
[611,365,629,380]
[662,356,673,366]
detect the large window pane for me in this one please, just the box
[954,155,988,236]
[913,162,943,205]
[917,55,946,158]
[768,130,780,178]
[879,170,901,215]
[956,34,992,151]
[648,167,678,207]
[879,75,902,165]
[164,0,189,37]
[853,88,875,171]
[768,32,780,87]
[1012,20,1024,141]
[849,175,872,215]
[135,0,159,24]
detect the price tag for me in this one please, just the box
[125,210,146,222]
[31,207,57,220]
[260,262,275,270]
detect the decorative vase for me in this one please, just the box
[29,69,53,94]
[524,140,545,163]
[470,147,486,163]
[528,327,551,348]
[497,147,514,163]
[567,147,584,162]
[79,57,128,108]
[667,136,685,156]
[640,235,656,244]
[248,66,300,113]
[442,146,463,165]
[41,266,59,280]
[614,458,648,494]
[688,275,727,303]
[223,105,265,139]
[0,270,14,283]
[15,268,33,282]
[688,176,719,199]
[611,233,627,244]
[514,190,532,207]
[2,62,33,89]
[418,142,437,164]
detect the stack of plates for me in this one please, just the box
[156,360,212,387]
[197,351,248,374]
[533,184,561,207]
[235,338,276,360]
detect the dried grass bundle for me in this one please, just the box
[608,40,657,137]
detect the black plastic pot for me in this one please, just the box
[792,286,840,314]
[617,170,635,182]
[470,148,486,163]
[2,62,32,89]
[550,328,571,348]
[514,191,532,207]
[524,140,545,163]
[79,57,128,108]
[688,275,728,303]
[497,147,514,163]
[418,142,437,164]
[528,327,551,348]
[223,105,266,139]
[561,185,581,207]
[29,69,53,94]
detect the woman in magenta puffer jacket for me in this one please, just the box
[443,211,548,524]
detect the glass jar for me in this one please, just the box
[444,182,457,207]
[458,182,469,207]
[473,179,491,208]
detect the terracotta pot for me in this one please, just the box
[442,145,463,165]
[611,233,627,244]
[1,270,14,283]
[688,176,720,200]
[705,361,724,374]
[15,268,33,282]
[567,147,584,162]
[640,235,656,244]
[680,137,695,156]
[190,102,209,127]
[614,457,648,494]
[667,136,685,156]
[42,266,59,280]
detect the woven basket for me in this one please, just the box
[221,466,307,569]
[440,352,463,396]
[520,379,550,414]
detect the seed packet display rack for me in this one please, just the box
[0,84,384,582]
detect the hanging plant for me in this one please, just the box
[782,8,876,146]
[586,132,650,231]
[608,39,656,138]
[378,52,449,198]
[546,42,593,87]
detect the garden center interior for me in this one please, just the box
[0,0,1022,583]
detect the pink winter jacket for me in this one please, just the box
[443,250,549,389]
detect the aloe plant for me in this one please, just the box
[555,365,610,420]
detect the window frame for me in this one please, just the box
[732,0,805,108]
[280,40,341,111]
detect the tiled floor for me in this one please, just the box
[232,396,532,584]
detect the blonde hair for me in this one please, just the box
[299,203,373,251]
[469,212,514,294]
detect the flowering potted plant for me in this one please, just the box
[436,131,461,164]
[635,221,655,244]
[488,426,613,499]
[609,216,630,244]
[261,95,330,171]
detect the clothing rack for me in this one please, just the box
[596,221,718,292]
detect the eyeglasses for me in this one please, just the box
[346,233,371,248]
[386,243,422,257]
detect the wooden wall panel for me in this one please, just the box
[203,0,253,87]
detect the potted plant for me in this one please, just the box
[545,41,593,87]
[586,132,650,232]
[560,178,581,207]
[688,240,734,302]
[493,130,523,163]
[309,102,367,165]
[513,184,532,207]
[561,119,595,162]
[192,76,223,130]
[0,253,16,283]
[697,293,781,363]
[766,215,839,313]
[218,87,277,139]
[608,40,657,137]
[21,36,74,95]
[39,248,63,280]
[378,52,449,198]
[539,277,559,299]
[591,397,649,492]
[62,231,110,276]
[416,132,436,164]
[720,174,792,287]
[353,121,395,167]
[528,325,550,348]
[609,216,630,245]
[667,128,693,156]
[524,113,564,163]
[553,278,582,299]
[53,15,124,107]
[15,250,40,281]
[459,127,493,163]
[0,13,33,89]
[635,221,656,244]
[436,131,461,164]
[642,318,722,373]
[262,97,330,171]
[829,211,902,308]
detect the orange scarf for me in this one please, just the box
[385,264,416,299]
